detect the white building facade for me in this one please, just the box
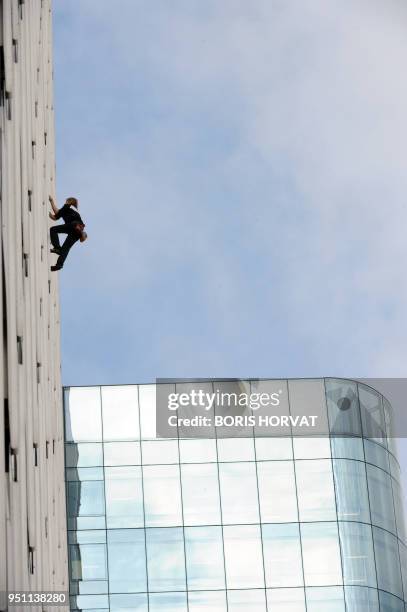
[0,0,68,607]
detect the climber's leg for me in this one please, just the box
[52,232,79,270]
[50,224,69,251]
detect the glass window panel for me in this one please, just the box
[70,517,106,531]
[293,438,331,459]
[70,544,107,581]
[392,478,406,543]
[71,595,109,609]
[364,439,390,472]
[266,588,306,612]
[142,440,179,464]
[223,525,264,589]
[383,398,399,458]
[288,379,329,437]
[379,591,404,612]
[71,580,108,595]
[139,384,159,439]
[67,481,105,519]
[219,462,259,524]
[109,593,147,611]
[344,586,379,612]
[105,467,143,528]
[227,589,266,611]
[390,453,401,483]
[339,522,376,587]
[262,523,303,587]
[65,387,102,442]
[325,379,361,437]
[148,593,187,612]
[107,529,146,594]
[181,463,221,526]
[213,380,252,439]
[66,443,103,468]
[68,531,106,545]
[67,468,104,481]
[252,380,290,439]
[373,527,403,598]
[175,381,216,439]
[399,542,407,602]
[188,591,227,612]
[358,384,386,446]
[143,465,182,527]
[101,386,139,441]
[333,459,370,523]
[296,460,336,521]
[255,437,293,460]
[103,442,140,466]
[257,461,298,523]
[146,527,186,592]
[367,465,396,533]
[301,523,342,586]
[185,526,225,590]
[217,437,255,461]
[306,587,345,612]
[331,437,364,461]
[179,439,217,463]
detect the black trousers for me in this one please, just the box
[50,223,80,268]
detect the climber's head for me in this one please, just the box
[66,197,78,209]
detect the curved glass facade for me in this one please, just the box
[64,379,407,612]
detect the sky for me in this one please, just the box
[52,2,407,476]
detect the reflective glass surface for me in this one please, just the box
[184,526,225,590]
[262,523,303,587]
[65,382,407,610]
[296,459,336,521]
[105,467,143,529]
[107,529,146,593]
[333,459,370,523]
[339,521,376,587]
[267,587,306,612]
[146,528,186,592]
[301,523,342,586]
[257,460,298,523]
[223,525,264,589]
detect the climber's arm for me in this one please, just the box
[49,195,59,217]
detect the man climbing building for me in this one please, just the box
[49,195,87,271]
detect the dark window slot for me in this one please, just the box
[28,190,32,212]
[52,439,55,454]
[23,253,28,277]
[0,46,5,103]
[4,399,10,473]
[5,92,11,120]
[31,141,35,159]
[28,546,34,574]
[45,441,49,459]
[12,39,18,63]
[10,449,17,482]
[36,362,41,384]
[33,443,38,467]
[17,336,23,364]
[44,132,47,145]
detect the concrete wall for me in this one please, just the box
[0,0,68,608]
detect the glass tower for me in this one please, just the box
[64,379,407,612]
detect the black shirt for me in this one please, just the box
[56,204,84,225]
